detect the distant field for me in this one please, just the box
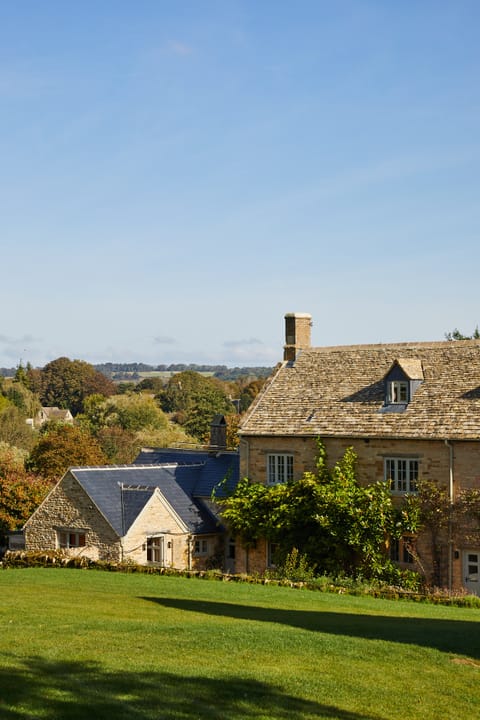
[0,569,479,720]
[137,370,215,379]
[112,370,215,382]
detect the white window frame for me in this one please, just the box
[388,380,409,404]
[267,453,293,484]
[193,538,208,556]
[385,458,419,493]
[57,530,86,549]
[146,536,164,563]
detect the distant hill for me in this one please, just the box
[0,362,273,382]
[94,363,273,383]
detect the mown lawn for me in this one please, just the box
[0,569,479,720]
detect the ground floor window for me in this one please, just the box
[146,536,164,563]
[267,542,280,567]
[194,538,208,556]
[227,536,236,560]
[385,458,419,493]
[390,536,415,564]
[57,531,86,549]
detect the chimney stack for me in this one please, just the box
[210,414,227,450]
[284,313,312,361]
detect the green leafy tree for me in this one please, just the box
[77,393,197,458]
[31,357,116,415]
[27,423,107,480]
[0,443,51,539]
[104,393,169,432]
[3,379,40,418]
[0,406,36,451]
[96,426,140,464]
[445,326,480,341]
[219,440,418,581]
[159,370,235,442]
[76,394,110,434]
[237,378,268,412]
[135,377,165,394]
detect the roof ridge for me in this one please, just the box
[71,463,208,472]
[308,339,480,352]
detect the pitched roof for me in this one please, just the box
[38,407,73,421]
[239,339,480,440]
[69,464,224,537]
[133,448,239,496]
[388,358,424,380]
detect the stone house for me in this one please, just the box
[236,312,480,594]
[24,446,238,570]
[34,407,74,428]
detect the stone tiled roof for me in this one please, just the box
[239,340,480,440]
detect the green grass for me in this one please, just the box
[0,569,479,719]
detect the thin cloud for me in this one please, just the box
[0,333,38,347]
[153,335,177,345]
[0,334,40,365]
[224,338,263,350]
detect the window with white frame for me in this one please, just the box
[194,538,208,556]
[385,458,419,493]
[146,536,164,563]
[267,454,293,484]
[57,530,86,549]
[388,380,409,404]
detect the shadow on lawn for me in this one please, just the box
[0,656,380,720]
[141,597,480,659]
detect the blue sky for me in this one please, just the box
[1,1,480,368]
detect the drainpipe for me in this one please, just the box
[444,440,454,591]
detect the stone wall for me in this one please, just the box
[123,492,189,568]
[241,434,480,496]
[238,434,480,589]
[24,472,121,562]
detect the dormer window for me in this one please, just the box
[382,357,424,411]
[388,380,409,404]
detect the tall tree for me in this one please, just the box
[159,370,235,442]
[32,357,116,415]
[0,444,51,539]
[0,406,36,451]
[104,393,169,432]
[27,424,107,480]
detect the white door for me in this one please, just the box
[463,550,480,595]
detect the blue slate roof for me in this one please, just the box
[133,448,239,497]
[69,462,229,537]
